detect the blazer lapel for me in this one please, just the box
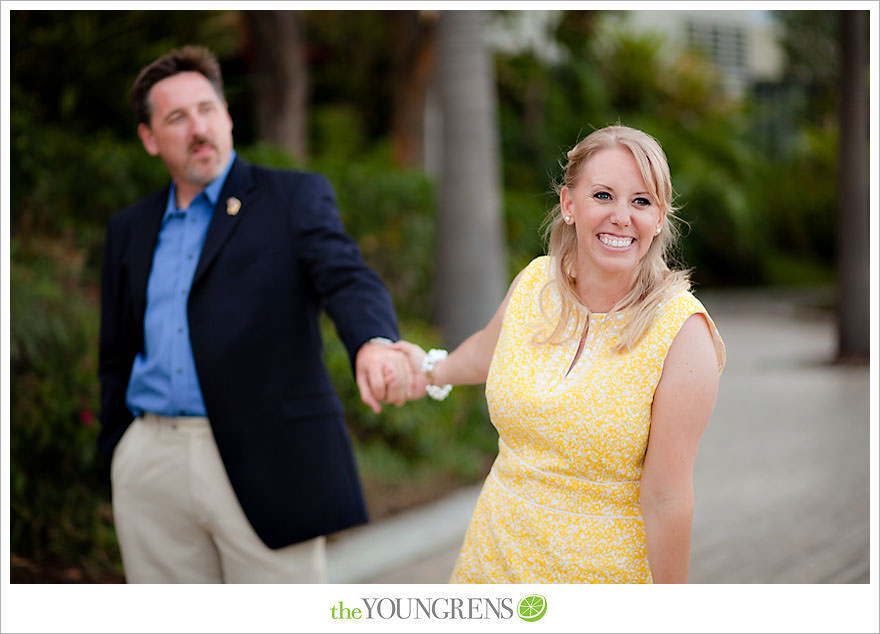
[192,157,255,287]
[129,187,168,323]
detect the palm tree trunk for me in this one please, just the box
[836,10,869,362]
[390,11,438,168]
[434,10,506,347]
[243,10,308,162]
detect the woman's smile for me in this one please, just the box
[597,233,635,249]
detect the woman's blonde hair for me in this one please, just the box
[536,125,691,352]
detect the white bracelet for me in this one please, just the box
[421,349,452,401]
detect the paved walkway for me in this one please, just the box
[327,288,871,584]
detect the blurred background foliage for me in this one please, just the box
[9,9,845,579]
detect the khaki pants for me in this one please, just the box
[111,414,326,583]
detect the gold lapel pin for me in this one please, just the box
[226,196,241,216]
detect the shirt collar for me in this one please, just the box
[163,149,237,221]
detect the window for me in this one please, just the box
[686,19,747,73]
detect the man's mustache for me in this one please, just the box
[188,136,217,154]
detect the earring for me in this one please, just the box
[564,216,572,224]
[655,225,662,235]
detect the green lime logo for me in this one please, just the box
[517,594,547,622]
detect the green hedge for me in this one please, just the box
[10,237,119,578]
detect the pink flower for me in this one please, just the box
[80,410,94,427]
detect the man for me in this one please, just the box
[99,45,409,583]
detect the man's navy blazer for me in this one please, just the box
[98,157,399,549]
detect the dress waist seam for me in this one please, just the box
[487,470,643,521]
[498,438,640,487]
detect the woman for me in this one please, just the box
[394,125,725,583]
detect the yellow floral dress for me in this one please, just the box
[450,256,725,583]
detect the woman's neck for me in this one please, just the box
[572,266,637,313]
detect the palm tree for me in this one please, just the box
[434,10,506,347]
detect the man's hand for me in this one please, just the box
[355,341,411,413]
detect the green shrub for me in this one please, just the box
[11,106,168,273]
[756,125,837,285]
[10,236,121,578]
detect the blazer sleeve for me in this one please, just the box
[290,172,400,372]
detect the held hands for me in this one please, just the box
[389,340,429,401]
[355,340,411,414]
[354,339,432,413]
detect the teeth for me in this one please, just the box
[599,234,633,248]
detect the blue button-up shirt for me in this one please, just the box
[126,151,236,418]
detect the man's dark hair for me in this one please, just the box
[131,45,224,125]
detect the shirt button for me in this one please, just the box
[178,327,183,333]
[181,289,186,295]
[176,369,183,374]
[187,254,194,260]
